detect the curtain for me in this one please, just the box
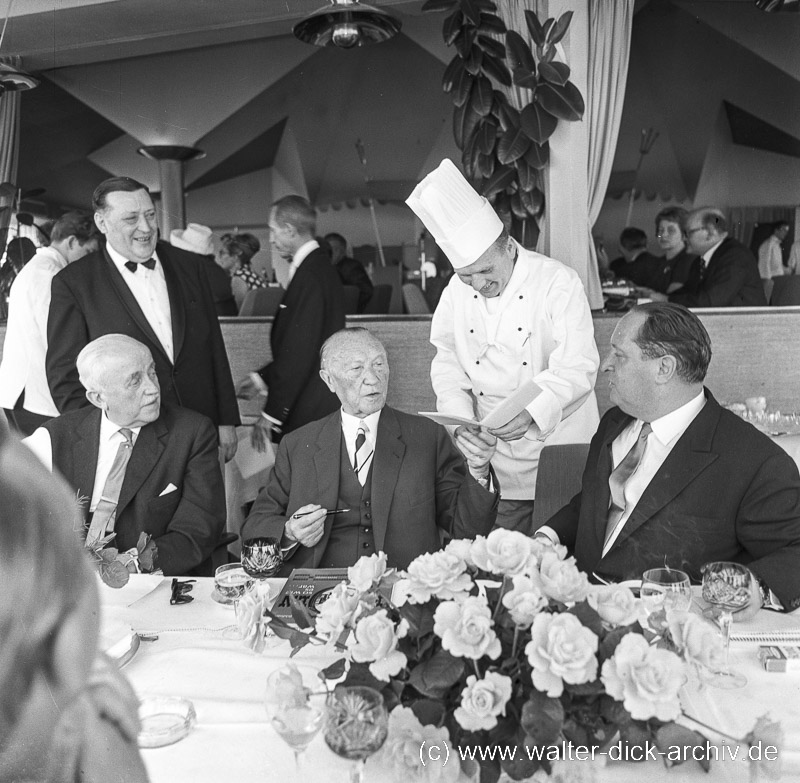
[585,1,634,307]
[0,56,22,256]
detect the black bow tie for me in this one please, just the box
[125,258,156,273]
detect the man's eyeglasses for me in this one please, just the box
[170,578,196,605]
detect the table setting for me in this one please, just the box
[98,532,800,783]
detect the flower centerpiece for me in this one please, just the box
[263,530,781,782]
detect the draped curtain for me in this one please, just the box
[585,1,634,305]
[0,56,22,257]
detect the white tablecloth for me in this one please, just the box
[100,576,800,783]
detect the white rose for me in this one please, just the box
[444,538,475,567]
[395,551,472,605]
[665,611,725,672]
[530,536,569,564]
[454,672,513,731]
[471,529,534,576]
[501,575,547,628]
[314,581,362,641]
[536,552,590,604]
[525,612,599,697]
[350,609,408,681]
[366,706,460,783]
[433,596,501,660]
[587,585,639,627]
[600,632,685,721]
[348,552,388,593]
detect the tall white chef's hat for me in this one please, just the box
[406,159,504,270]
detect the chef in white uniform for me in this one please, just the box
[406,159,600,534]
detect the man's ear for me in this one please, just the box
[94,211,107,235]
[655,354,677,384]
[86,389,105,410]
[319,368,335,394]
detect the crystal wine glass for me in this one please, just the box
[241,536,283,598]
[265,664,326,774]
[324,686,388,783]
[640,567,692,635]
[701,561,752,689]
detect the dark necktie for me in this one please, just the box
[604,422,652,548]
[353,425,372,486]
[85,428,134,547]
[125,258,156,273]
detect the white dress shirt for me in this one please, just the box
[0,246,68,415]
[758,235,785,280]
[23,413,142,511]
[107,244,173,362]
[341,408,381,478]
[287,240,320,284]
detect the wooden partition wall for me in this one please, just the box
[219,308,800,419]
[2,308,797,419]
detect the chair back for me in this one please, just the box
[370,265,403,314]
[238,287,284,316]
[762,277,774,304]
[342,285,360,315]
[531,444,590,531]
[363,284,392,315]
[770,276,800,306]
[402,283,431,314]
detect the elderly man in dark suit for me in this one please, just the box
[243,328,499,573]
[240,196,345,448]
[46,176,240,461]
[539,303,800,611]
[641,207,766,307]
[25,334,225,576]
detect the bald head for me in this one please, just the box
[319,328,389,418]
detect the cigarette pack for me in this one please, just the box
[758,645,800,672]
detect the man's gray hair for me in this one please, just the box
[77,334,150,392]
[320,327,384,371]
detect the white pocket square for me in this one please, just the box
[278,303,287,309]
[159,483,178,497]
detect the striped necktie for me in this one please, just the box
[604,422,652,548]
[353,424,372,486]
[85,428,134,547]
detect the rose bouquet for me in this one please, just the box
[263,530,780,782]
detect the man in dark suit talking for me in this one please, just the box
[26,334,225,576]
[46,176,240,461]
[539,303,800,611]
[243,328,499,573]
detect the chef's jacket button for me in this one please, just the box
[365,500,371,507]
[518,327,522,331]
[474,294,478,299]
[469,329,474,333]
[365,513,371,520]
[519,295,523,299]
[523,362,528,366]
[479,392,484,396]
[362,543,370,549]
[476,360,480,365]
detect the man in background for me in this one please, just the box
[758,220,791,280]
[326,232,373,313]
[407,159,599,535]
[0,211,100,434]
[609,227,662,289]
[240,196,345,448]
[46,176,240,460]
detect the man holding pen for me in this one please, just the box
[242,328,499,573]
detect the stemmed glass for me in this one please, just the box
[265,664,327,775]
[701,561,752,689]
[640,567,692,635]
[324,686,388,783]
[241,536,283,599]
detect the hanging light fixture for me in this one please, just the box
[0,0,38,93]
[293,0,401,49]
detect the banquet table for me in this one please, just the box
[101,576,800,783]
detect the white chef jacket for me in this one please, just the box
[430,243,600,499]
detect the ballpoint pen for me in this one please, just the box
[292,508,351,518]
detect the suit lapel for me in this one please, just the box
[116,417,167,519]
[101,248,171,363]
[607,393,721,552]
[371,408,404,555]
[159,245,186,360]
[73,408,102,525]
[311,413,346,566]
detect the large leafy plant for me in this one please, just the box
[422,0,585,248]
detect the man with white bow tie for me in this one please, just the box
[25,334,226,576]
[407,159,600,535]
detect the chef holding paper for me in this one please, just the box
[407,160,600,534]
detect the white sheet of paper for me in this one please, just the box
[478,379,540,429]
[418,412,481,428]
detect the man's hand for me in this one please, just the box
[236,375,259,400]
[488,409,533,442]
[733,571,764,622]
[637,287,669,302]
[454,426,497,481]
[250,417,280,453]
[284,504,328,548]
[218,425,237,462]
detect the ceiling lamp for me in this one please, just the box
[293,0,402,49]
[0,62,37,93]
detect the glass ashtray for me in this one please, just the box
[138,696,196,748]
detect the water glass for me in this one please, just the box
[640,567,692,634]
